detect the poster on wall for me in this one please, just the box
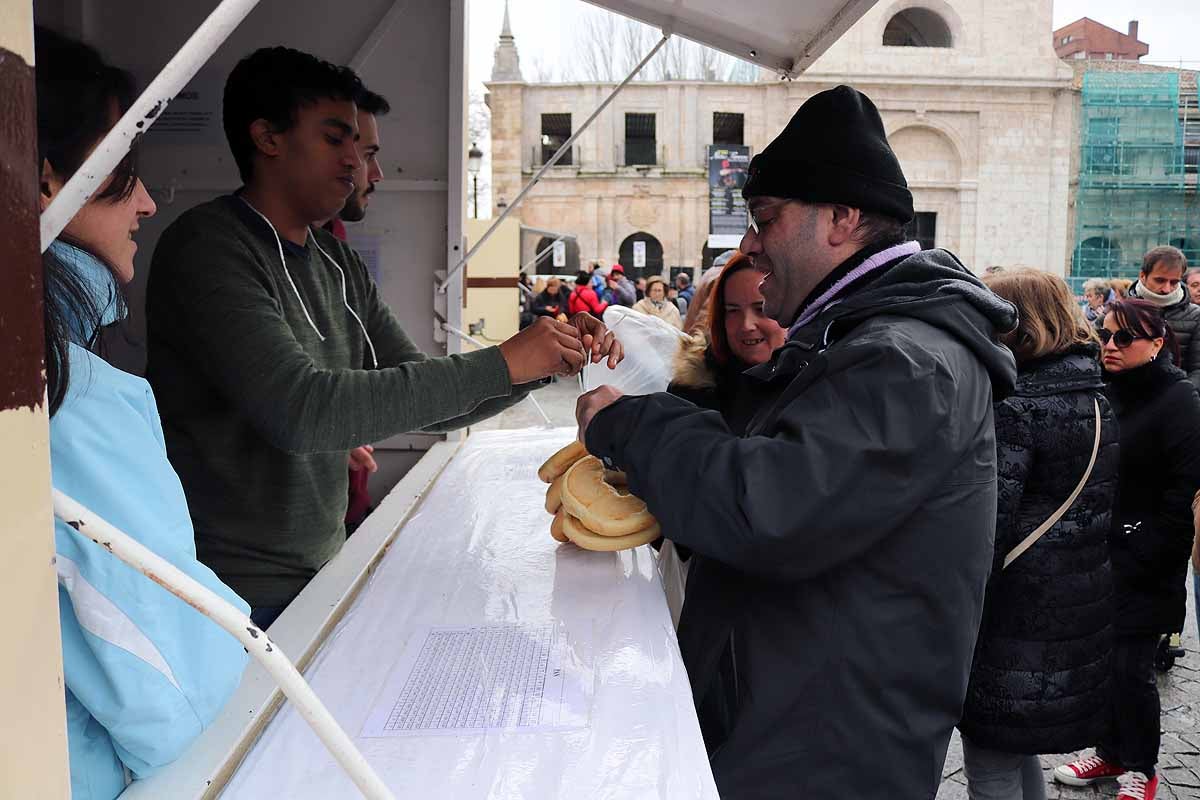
[708,145,751,243]
[633,241,647,268]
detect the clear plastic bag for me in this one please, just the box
[582,306,690,395]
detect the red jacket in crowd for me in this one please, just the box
[569,284,609,317]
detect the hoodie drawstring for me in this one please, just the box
[237,197,378,368]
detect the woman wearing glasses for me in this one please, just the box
[1055,299,1200,800]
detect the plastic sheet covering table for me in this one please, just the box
[219,428,718,799]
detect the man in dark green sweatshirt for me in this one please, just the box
[145,47,620,628]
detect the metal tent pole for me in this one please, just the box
[437,32,671,292]
[53,490,395,800]
[442,323,554,425]
[39,0,262,252]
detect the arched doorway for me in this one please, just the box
[618,232,663,280]
[534,236,579,275]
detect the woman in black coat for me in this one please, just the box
[1054,299,1200,800]
[961,269,1119,800]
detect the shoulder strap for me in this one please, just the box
[1002,397,1102,570]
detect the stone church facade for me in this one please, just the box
[487,0,1075,278]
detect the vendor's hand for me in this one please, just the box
[569,312,624,368]
[576,385,624,443]
[498,316,587,383]
[348,445,378,473]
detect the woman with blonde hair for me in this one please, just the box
[632,275,682,329]
[959,268,1119,800]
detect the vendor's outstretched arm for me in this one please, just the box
[584,339,969,581]
[152,235,531,454]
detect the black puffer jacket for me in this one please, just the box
[588,248,1017,799]
[959,345,1118,754]
[1127,280,1200,388]
[1104,356,1200,635]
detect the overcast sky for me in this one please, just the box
[467,0,1199,94]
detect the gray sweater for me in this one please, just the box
[146,195,532,606]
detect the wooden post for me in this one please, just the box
[0,3,72,796]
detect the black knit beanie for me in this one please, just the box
[742,85,914,224]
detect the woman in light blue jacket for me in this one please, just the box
[37,27,249,800]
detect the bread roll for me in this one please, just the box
[550,509,569,542]
[562,512,660,551]
[560,456,656,536]
[538,440,588,483]
[545,474,565,514]
[604,469,628,486]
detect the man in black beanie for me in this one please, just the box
[576,86,1020,797]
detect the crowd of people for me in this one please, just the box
[33,24,1200,800]
[521,262,701,330]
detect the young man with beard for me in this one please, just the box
[146,47,620,629]
[1126,245,1200,388]
[575,86,1018,797]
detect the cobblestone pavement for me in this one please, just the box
[939,587,1200,800]
[479,380,1200,798]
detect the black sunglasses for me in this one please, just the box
[1098,328,1144,348]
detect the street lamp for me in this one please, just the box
[467,142,483,219]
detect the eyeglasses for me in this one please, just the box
[747,200,790,235]
[1098,328,1144,348]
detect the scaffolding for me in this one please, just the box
[1072,71,1200,284]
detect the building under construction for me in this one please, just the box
[1071,66,1200,283]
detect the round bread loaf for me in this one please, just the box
[562,512,660,551]
[545,474,565,514]
[550,509,569,542]
[560,456,656,536]
[538,440,588,483]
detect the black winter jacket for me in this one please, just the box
[587,248,1018,800]
[959,345,1118,754]
[1104,357,1200,635]
[1127,281,1200,388]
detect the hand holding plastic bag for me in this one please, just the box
[581,306,689,396]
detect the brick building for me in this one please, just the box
[1054,18,1148,62]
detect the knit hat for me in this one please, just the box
[742,85,914,224]
[610,264,625,275]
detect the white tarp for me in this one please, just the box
[220,428,718,799]
[583,0,880,76]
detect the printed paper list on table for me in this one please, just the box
[360,623,590,737]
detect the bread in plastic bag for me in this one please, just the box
[582,305,690,396]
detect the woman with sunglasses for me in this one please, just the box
[37,28,249,799]
[1054,299,1200,800]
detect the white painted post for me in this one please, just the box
[52,490,395,800]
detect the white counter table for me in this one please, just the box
[130,428,716,800]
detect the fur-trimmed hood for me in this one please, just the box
[671,330,717,390]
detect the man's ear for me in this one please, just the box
[39,158,62,212]
[827,204,861,248]
[249,119,282,159]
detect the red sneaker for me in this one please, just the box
[1053,754,1124,786]
[1116,771,1158,800]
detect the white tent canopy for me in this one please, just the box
[584,0,881,77]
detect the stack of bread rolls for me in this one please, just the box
[538,441,661,551]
